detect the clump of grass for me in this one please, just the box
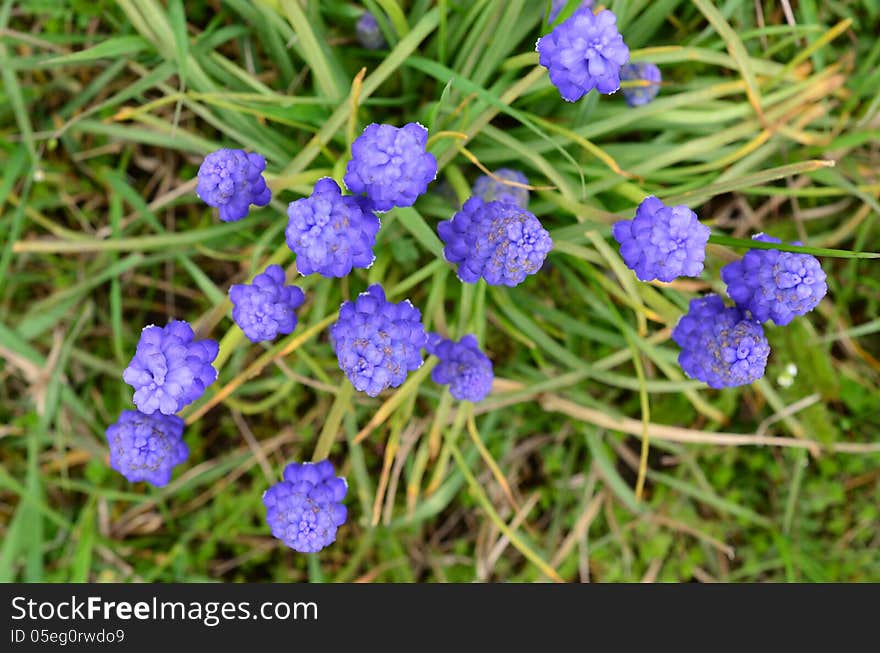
[1,0,878,583]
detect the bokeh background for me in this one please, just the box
[1,0,878,582]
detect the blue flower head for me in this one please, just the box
[438,196,553,287]
[123,320,219,415]
[344,123,438,211]
[426,333,494,402]
[356,11,385,49]
[330,284,427,396]
[612,196,710,282]
[263,460,348,554]
[230,264,305,343]
[720,233,827,326]
[196,148,271,222]
[472,168,530,209]
[537,8,630,101]
[106,410,188,487]
[672,295,770,389]
[620,62,662,107]
[285,178,380,278]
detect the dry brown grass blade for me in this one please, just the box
[541,394,880,455]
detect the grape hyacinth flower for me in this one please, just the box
[123,321,219,415]
[720,234,827,326]
[426,333,494,402]
[672,295,770,389]
[196,148,271,222]
[356,11,385,49]
[612,196,710,283]
[548,0,593,25]
[472,168,530,209]
[438,197,553,287]
[536,8,630,101]
[263,460,348,554]
[344,123,438,211]
[105,410,188,487]
[285,178,380,277]
[330,284,427,396]
[229,264,305,343]
[620,62,662,107]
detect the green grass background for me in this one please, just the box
[1,0,879,582]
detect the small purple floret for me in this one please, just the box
[438,197,553,287]
[426,333,494,402]
[672,295,770,389]
[196,148,271,222]
[344,123,437,212]
[612,196,710,283]
[720,233,827,326]
[123,320,218,415]
[537,8,630,101]
[230,264,305,343]
[285,178,380,278]
[620,62,662,107]
[106,410,188,487]
[472,169,530,209]
[356,11,385,50]
[330,284,427,396]
[263,460,348,553]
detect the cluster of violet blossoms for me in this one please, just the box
[105,320,219,489]
[196,149,271,222]
[538,5,663,108]
[612,196,710,283]
[437,167,553,287]
[105,115,516,554]
[330,284,428,397]
[612,197,827,388]
[101,7,823,561]
[263,461,348,553]
[285,178,380,277]
[537,7,630,99]
[229,264,305,342]
[549,4,827,389]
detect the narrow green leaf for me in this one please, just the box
[708,234,880,259]
[46,35,151,64]
[278,0,346,100]
[691,0,764,118]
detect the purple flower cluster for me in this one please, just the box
[263,460,348,553]
[330,284,427,396]
[426,334,494,402]
[196,149,271,222]
[123,321,219,415]
[230,264,305,343]
[285,178,380,277]
[537,8,630,101]
[356,11,385,50]
[721,234,827,326]
[612,196,710,283]
[344,123,437,211]
[105,410,189,487]
[438,197,553,287]
[620,62,662,107]
[616,196,831,388]
[104,2,846,563]
[672,295,770,389]
[472,169,530,209]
